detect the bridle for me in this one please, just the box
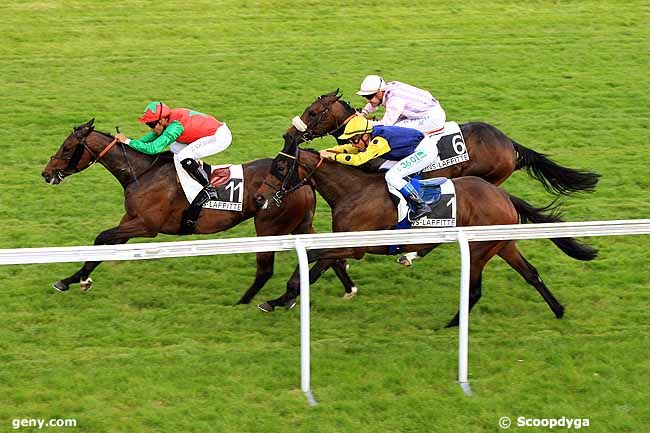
[262,148,325,206]
[50,127,118,172]
[291,96,356,144]
[49,127,148,185]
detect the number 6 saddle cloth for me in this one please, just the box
[371,121,469,172]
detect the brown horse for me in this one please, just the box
[41,119,356,303]
[283,90,600,194]
[253,141,598,327]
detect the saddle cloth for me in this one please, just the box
[388,177,456,225]
[373,121,466,172]
[174,158,245,211]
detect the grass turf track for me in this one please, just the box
[1,1,649,432]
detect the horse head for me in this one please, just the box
[42,119,115,184]
[254,140,320,210]
[283,89,357,147]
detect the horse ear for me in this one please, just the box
[82,118,95,134]
[281,136,298,155]
[83,118,95,130]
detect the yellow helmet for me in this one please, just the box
[339,116,372,140]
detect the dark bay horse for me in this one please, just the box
[283,90,600,195]
[254,142,598,327]
[41,119,356,303]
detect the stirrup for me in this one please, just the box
[409,205,431,221]
[203,185,219,201]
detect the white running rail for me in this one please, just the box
[2,219,650,404]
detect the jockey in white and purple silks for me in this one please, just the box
[357,75,446,135]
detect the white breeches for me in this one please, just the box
[171,124,232,161]
[384,134,440,191]
[393,104,446,134]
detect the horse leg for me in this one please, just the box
[54,216,155,292]
[397,244,441,267]
[498,241,565,318]
[236,252,275,304]
[445,271,483,328]
[295,218,359,298]
[331,260,358,298]
[444,241,507,328]
[258,258,346,312]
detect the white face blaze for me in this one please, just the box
[291,116,308,132]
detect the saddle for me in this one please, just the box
[209,166,231,188]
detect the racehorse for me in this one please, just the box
[41,119,357,303]
[283,90,600,195]
[253,141,598,327]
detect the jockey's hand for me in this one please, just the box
[319,150,336,159]
[115,133,128,143]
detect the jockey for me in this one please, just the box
[357,75,446,134]
[116,101,232,208]
[319,116,438,220]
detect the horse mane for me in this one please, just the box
[336,98,357,115]
[299,147,384,182]
[89,128,173,161]
[93,129,115,139]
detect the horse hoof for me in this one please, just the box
[80,278,93,293]
[284,299,297,310]
[342,286,358,300]
[257,302,275,312]
[53,281,69,292]
[397,252,418,267]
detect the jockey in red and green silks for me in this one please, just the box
[115,101,232,204]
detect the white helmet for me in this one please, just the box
[356,75,386,96]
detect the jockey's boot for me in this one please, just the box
[180,188,216,234]
[181,158,219,201]
[401,183,431,221]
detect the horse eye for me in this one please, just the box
[308,111,316,118]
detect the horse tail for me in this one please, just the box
[513,141,600,195]
[509,194,598,261]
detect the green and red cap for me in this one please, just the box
[138,101,171,123]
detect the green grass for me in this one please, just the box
[1,1,650,432]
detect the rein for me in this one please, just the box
[264,150,324,206]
